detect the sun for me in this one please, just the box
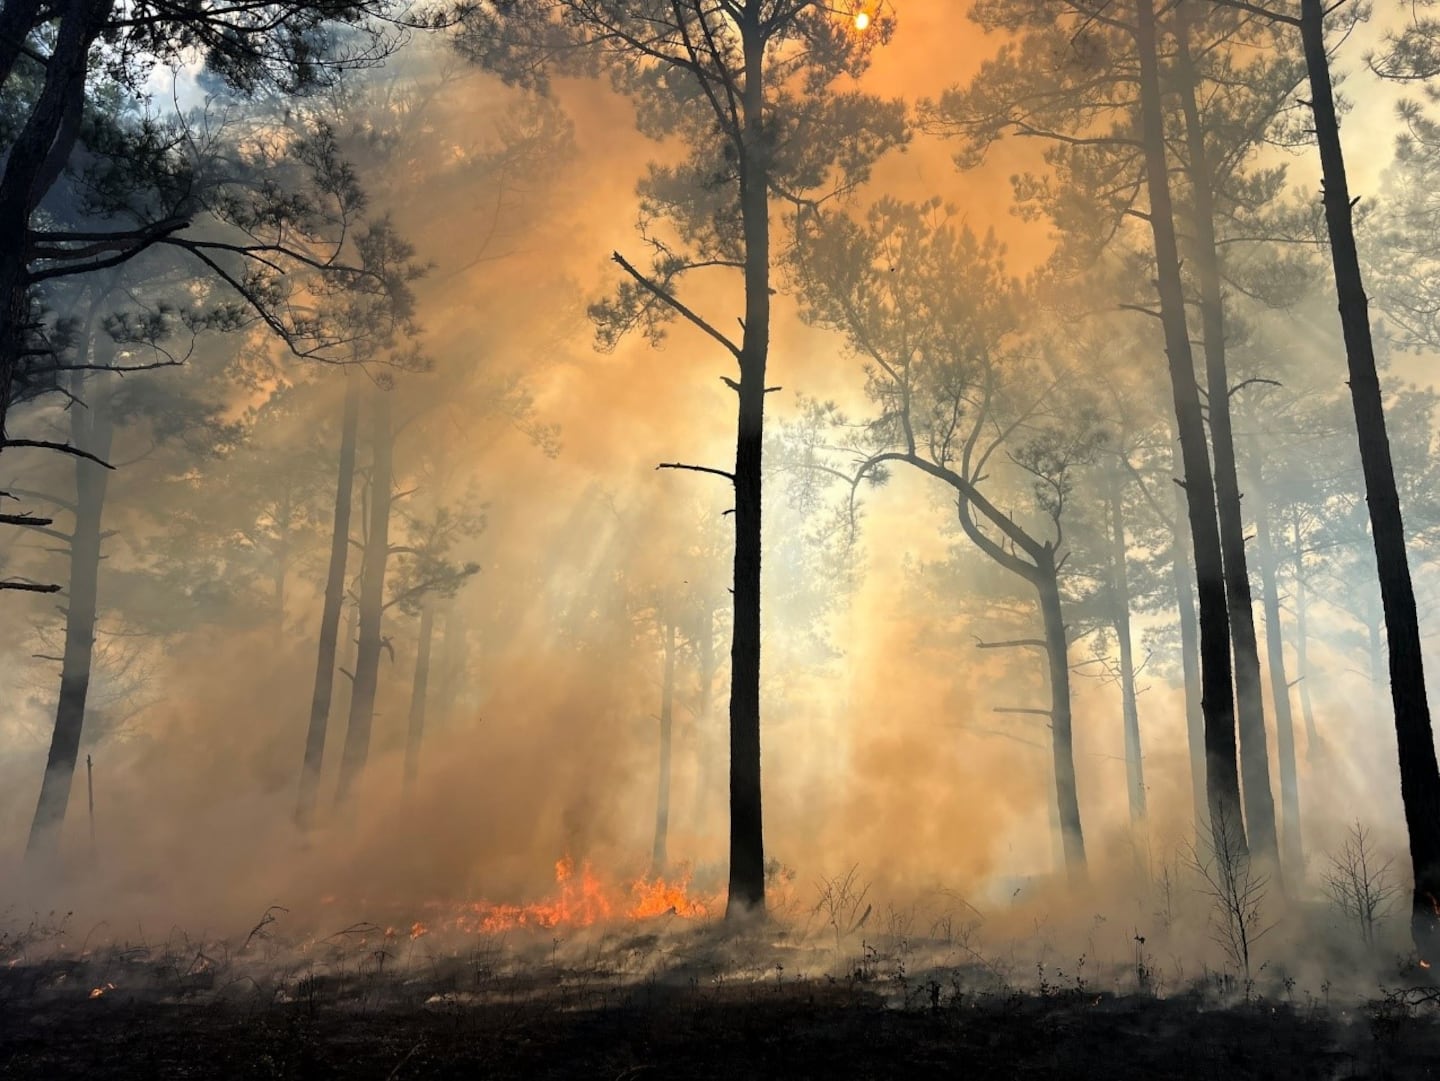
[853,9,871,30]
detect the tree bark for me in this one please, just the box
[1174,7,1280,874]
[26,367,115,859]
[1249,451,1303,877]
[1106,470,1147,826]
[1299,0,1440,956]
[1172,480,1210,842]
[725,11,770,918]
[402,602,434,798]
[1136,0,1247,854]
[1036,555,1086,876]
[652,615,676,873]
[296,376,360,828]
[335,388,394,805]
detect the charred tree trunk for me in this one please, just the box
[26,372,115,859]
[335,389,394,806]
[1107,471,1147,826]
[724,16,770,918]
[1174,11,1280,874]
[1037,550,1087,876]
[1299,0,1440,956]
[1136,0,1247,854]
[296,377,360,828]
[1291,514,1322,759]
[1249,453,1303,877]
[652,615,676,873]
[1173,471,1210,840]
[402,603,434,799]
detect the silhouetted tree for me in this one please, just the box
[459,0,906,916]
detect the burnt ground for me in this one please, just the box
[6,973,1440,1079]
[3,926,1440,1079]
[1,987,1434,1080]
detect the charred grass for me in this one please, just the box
[3,916,1440,1079]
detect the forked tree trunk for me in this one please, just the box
[1250,455,1303,877]
[0,0,111,449]
[1174,12,1279,875]
[1136,0,1246,853]
[402,603,434,798]
[1299,0,1440,956]
[336,389,394,805]
[296,376,360,828]
[26,370,115,859]
[652,615,676,873]
[1106,471,1146,826]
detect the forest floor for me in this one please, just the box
[4,919,1440,1079]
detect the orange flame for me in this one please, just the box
[442,857,709,934]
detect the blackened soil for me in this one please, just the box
[4,981,1439,1080]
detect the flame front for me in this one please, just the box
[442,857,709,934]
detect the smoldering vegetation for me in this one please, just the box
[6,0,1440,1074]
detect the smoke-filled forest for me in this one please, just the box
[7,0,1440,1076]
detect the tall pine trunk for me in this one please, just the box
[1171,479,1210,840]
[1037,553,1086,875]
[402,603,434,798]
[652,615,676,873]
[1249,451,1303,877]
[725,16,770,917]
[26,371,115,859]
[1299,0,1440,955]
[1174,10,1280,873]
[1107,471,1147,826]
[335,389,394,805]
[296,376,360,828]
[1135,0,1246,854]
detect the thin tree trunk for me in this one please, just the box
[402,603,434,798]
[336,389,394,805]
[1174,8,1279,874]
[1037,554,1086,875]
[652,615,676,873]
[1299,0,1440,956]
[1107,470,1147,826]
[725,15,770,918]
[1136,0,1247,855]
[296,376,360,828]
[1250,452,1303,877]
[26,371,115,859]
[1174,472,1210,841]
[1292,514,1322,759]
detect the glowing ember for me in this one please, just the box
[88,983,115,999]
[1422,959,1432,970]
[441,856,709,934]
[853,10,871,30]
[410,921,429,940]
